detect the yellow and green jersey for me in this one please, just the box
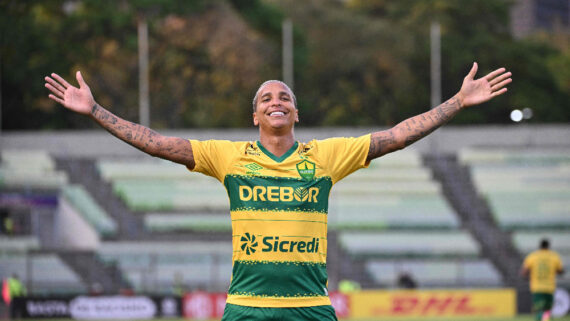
[523,249,564,293]
[189,135,370,308]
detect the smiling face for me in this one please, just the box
[253,81,299,132]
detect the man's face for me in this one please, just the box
[253,82,298,130]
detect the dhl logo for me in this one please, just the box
[373,294,494,316]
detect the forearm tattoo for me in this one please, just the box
[90,104,193,165]
[368,96,462,160]
[368,129,396,159]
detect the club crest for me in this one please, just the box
[296,160,315,180]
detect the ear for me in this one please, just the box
[295,109,299,123]
[253,112,259,126]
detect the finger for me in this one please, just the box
[48,94,65,105]
[489,72,512,86]
[484,67,507,81]
[491,78,512,92]
[491,87,508,98]
[465,62,478,80]
[76,71,87,89]
[51,73,72,89]
[44,83,65,98]
[45,76,67,94]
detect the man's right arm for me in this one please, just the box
[45,71,195,169]
[90,104,195,168]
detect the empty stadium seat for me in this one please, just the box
[512,231,570,254]
[330,150,459,229]
[366,259,502,287]
[0,236,40,252]
[459,148,570,229]
[339,230,480,258]
[0,150,68,189]
[97,241,233,293]
[144,213,231,232]
[97,159,228,212]
[0,253,86,294]
[62,185,118,236]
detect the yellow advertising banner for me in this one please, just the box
[348,288,516,319]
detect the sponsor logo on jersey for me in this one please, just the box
[240,234,320,255]
[240,233,258,255]
[296,160,315,180]
[238,185,319,203]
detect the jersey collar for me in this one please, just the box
[256,141,299,163]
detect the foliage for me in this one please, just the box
[0,0,568,130]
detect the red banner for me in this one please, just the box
[183,292,227,319]
[2,279,10,304]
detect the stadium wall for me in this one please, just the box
[2,125,569,158]
[54,198,100,250]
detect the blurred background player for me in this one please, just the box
[520,238,565,321]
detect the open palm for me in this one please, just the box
[459,63,512,108]
[45,71,95,115]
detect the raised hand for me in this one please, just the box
[45,71,95,116]
[458,62,512,108]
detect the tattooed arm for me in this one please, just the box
[45,71,195,169]
[367,63,512,161]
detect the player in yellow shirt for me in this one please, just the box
[45,62,511,320]
[520,238,565,321]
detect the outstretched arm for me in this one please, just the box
[367,63,512,161]
[45,71,195,169]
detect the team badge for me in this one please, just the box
[296,160,315,180]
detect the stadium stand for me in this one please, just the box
[458,148,570,230]
[4,130,569,301]
[330,151,459,230]
[61,185,118,237]
[96,159,229,231]
[366,259,502,287]
[331,150,504,287]
[339,230,480,258]
[97,241,232,293]
[0,236,86,294]
[0,150,68,189]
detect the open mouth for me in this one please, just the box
[269,111,286,117]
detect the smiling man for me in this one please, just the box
[45,62,511,321]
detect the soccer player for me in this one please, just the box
[45,62,511,320]
[520,238,565,321]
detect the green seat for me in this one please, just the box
[62,185,118,236]
[339,230,480,258]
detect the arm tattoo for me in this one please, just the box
[368,129,396,160]
[367,96,462,160]
[90,104,194,166]
[403,96,461,147]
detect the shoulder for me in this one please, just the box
[524,251,538,261]
[548,250,563,260]
[310,134,371,148]
[191,139,248,150]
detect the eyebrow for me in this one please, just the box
[261,91,291,99]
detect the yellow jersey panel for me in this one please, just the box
[189,135,370,307]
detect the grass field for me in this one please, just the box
[43,316,570,321]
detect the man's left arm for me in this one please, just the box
[367,63,512,161]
